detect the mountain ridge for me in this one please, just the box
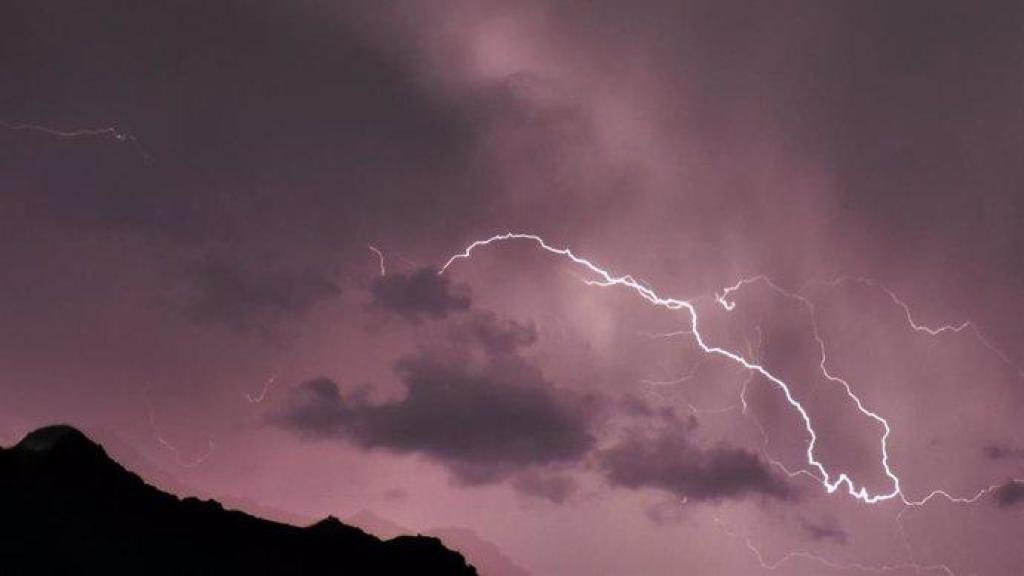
[348,510,531,576]
[0,424,477,575]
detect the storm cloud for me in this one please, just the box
[278,304,594,485]
[5,0,1024,573]
[992,480,1024,509]
[598,424,792,503]
[370,267,472,323]
[279,355,593,483]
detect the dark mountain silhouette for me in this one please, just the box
[348,510,531,576]
[0,425,477,575]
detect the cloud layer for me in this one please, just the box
[598,422,793,503]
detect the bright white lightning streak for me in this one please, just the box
[444,233,1018,514]
[442,233,903,505]
[442,233,903,503]
[368,245,387,277]
[717,274,1008,572]
[244,374,279,404]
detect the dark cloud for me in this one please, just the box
[448,311,538,356]
[992,480,1024,509]
[283,262,592,492]
[370,268,471,323]
[185,258,340,334]
[598,424,792,503]
[277,377,351,434]
[643,499,687,526]
[276,303,598,481]
[800,517,848,545]
[278,353,594,484]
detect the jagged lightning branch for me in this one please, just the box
[807,276,1023,379]
[717,274,1016,506]
[244,374,279,404]
[1,120,128,140]
[147,405,216,469]
[368,245,387,277]
[144,384,215,468]
[722,274,1022,378]
[1,119,151,162]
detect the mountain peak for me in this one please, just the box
[15,424,97,453]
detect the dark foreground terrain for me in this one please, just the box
[0,425,476,575]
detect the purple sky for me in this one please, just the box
[2,2,1023,574]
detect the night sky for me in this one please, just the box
[2,2,1024,574]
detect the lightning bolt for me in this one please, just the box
[1,119,131,141]
[442,233,905,504]
[717,274,1017,507]
[144,384,215,468]
[442,233,1023,575]
[368,245,387,277]
[442,233,1015,509]
[1,119,151,162]
[720,274,1021,379]
[147,406,216,469]
[808,276,1023,379]
[244,374,279,404]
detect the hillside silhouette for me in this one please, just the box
[0,425,477,575]
[349,510,531,576]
